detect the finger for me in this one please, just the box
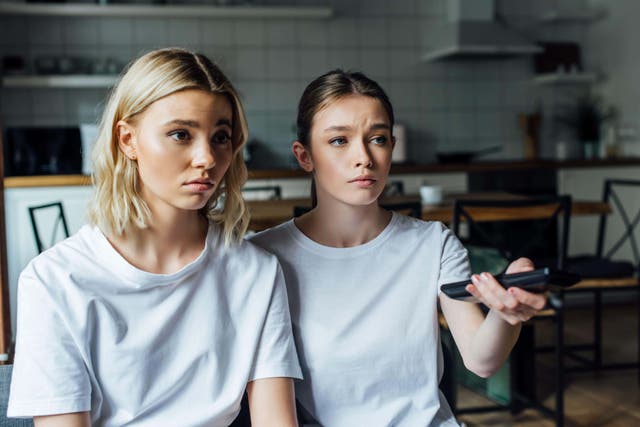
[508,287,548,311]
[472,273,518,311]
[505,257,535,274]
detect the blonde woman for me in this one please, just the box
[8,48,301,427]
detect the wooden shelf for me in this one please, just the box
[539,9,605,24]
[532,72,599,85]
[0,3,333,18]
[2,74,118,89]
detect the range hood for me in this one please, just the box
[422,0,542,61]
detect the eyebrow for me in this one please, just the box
[163,118,232,128]
[323,123,390,133]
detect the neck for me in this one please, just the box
[296,197,392,248]
[107,207,208,275]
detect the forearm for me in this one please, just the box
[465,308,521,377]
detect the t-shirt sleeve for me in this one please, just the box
[249,263,303,382]
[437,225,471,292]
[8,267,91,417]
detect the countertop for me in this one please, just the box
[4,157,640,188]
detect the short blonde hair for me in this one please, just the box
[87,47,250,245]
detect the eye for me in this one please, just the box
[371,135,387,145]
[168,130,190,142]
[212,130,232,145]
[329,137,347,146]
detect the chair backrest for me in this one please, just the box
[451,195,572,270]
[27,202,70,253]
[292,201,422,219]
[292,205,311,218]
[596,179,640,266]
[0,365,34,427]
[242,185,282,201]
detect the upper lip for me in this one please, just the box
[348,175,376,182]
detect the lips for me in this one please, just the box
[349,175,376,183]
[184,178,215,192]
[349,175,377,188]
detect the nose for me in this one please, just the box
[354,140,373,168]
[191,138,216,170]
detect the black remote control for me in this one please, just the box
[441,267,581,302]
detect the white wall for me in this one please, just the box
[0,0,595,167]
[586,0,640,156]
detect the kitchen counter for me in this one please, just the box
[4,157,640,188]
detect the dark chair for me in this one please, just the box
[229,392,308,427]
[0,365,34,427]
[380,200,422,219]
[292,205,311,218]
[293,201,422,220]
[242,185,282,201]
[28,202,70,253]
[445,195,572,427]
[228,393,251,427]
[563,179,640,376]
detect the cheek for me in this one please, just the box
[212,147,234,177]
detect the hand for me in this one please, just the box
[465,257,547,325]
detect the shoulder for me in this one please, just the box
[245,221,294,253]
[22,225,97,280]
[391,213,449,239]
[214,228,283,275]
[18,226,102,310]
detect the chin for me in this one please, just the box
[344,194,381,207]
[178,198,212,212]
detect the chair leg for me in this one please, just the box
[555,297,565,427]
[594,290,603,368]
[637,288,640,385]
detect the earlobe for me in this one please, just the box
[116,120,137,160]
[292,141,314,172]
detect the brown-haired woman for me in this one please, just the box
[249,69,547,426]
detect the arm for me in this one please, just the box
[440,257,547,378]
[247,377,298,427]
[34,412,91,427]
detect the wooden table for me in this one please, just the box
[247,193,611,231]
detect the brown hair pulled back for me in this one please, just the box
[295,69,395,206]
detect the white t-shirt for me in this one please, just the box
[249,213,470,427]
[8,223,302,426]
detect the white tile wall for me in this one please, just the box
[0,0,595,167]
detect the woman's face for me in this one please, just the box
[296,94,394,207]
[118,89,234,215]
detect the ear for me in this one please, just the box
[292,141,314,172]
[391,135,396,149]
[116,120,137,160]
